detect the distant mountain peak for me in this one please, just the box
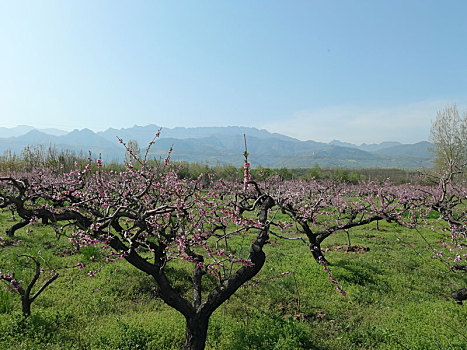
[0,124,432,169]
[329,140,358,148]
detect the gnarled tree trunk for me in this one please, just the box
[183,314,210,350]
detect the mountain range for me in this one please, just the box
[0,124,433,169]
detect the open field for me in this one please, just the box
[1,213,465,349]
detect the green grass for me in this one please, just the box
[0,214,466,349]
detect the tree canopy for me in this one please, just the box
[430,104,467,173]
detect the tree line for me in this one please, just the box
[0,144,423,184]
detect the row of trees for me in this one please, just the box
[0,105,465,349]
[1,146,422,185]
[0,162,465,347]
[0,145,91,173]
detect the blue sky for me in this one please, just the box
[1,1,466,144]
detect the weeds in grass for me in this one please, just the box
[0,216,465,349]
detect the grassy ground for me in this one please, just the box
[0,212,465,349]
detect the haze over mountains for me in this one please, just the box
[0,125,432,169]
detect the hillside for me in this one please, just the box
[0,125,433,168]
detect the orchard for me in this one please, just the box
[0,136,465,349]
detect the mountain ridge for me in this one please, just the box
[0,125,432,169]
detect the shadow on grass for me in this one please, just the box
[332,260,382,286]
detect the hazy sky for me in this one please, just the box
[1,1,466,144]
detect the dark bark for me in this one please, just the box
[5,201,92,237]
[4,256,60,317]
[153,270,194,317]
[183,314,210,350]
[451,288,467,305]
[6,220,28,237]
[21,295,31,317]
[305,215,385,264]
[191,259,204,310]
[345,229,351,247]
[309,238,328,265]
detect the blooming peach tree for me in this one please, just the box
[0,146,280,349]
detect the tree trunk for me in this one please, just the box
[183,314,209,350]
[6,220,28,237]
[309,237,328,264]
[451,288,467,305]
[21,296,31,317]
